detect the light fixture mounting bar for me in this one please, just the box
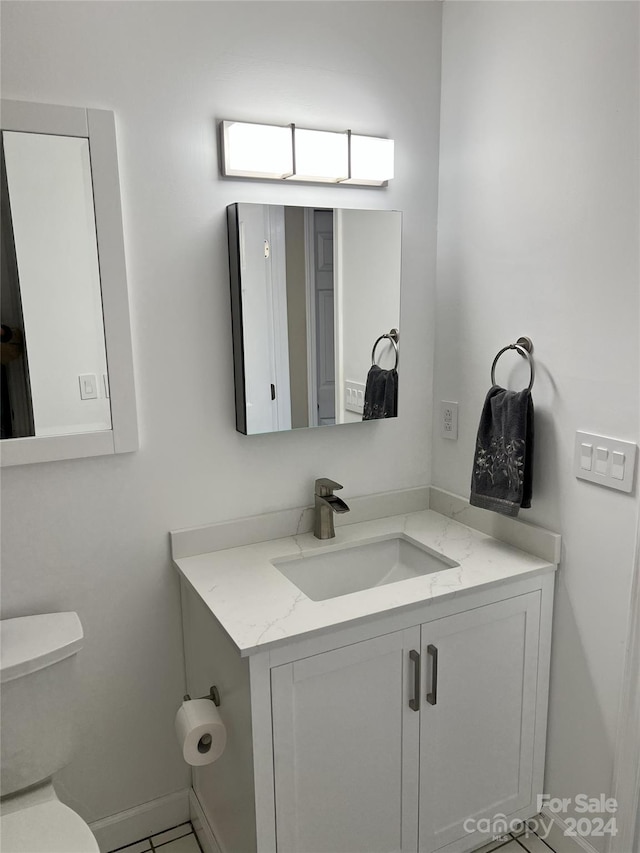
[344,129,352,183]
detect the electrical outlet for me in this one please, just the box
[440,401,458,440]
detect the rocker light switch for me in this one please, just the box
[612,452,625,480]
[79,374,98,400]
[580,443,593,471]
[574,432,637,493]
[595,447,608,475]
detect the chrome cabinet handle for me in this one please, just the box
[409,649,420,712]
[426,644,438,706]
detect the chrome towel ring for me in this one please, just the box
[490,336,535,392]
[372,328,399,370]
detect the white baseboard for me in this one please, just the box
[189,789,223,853]
[89,788,190,852]
[540,807,601,853]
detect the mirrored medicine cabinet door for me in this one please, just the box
[0,99,137,466]
[228,203,402,436]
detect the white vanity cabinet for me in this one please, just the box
[271,627,421,853]
[270,592,541,853]
[180,571,553,853]
[417,592,541,853]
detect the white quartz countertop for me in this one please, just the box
[174,509,556,657]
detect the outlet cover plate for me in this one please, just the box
[440,401,458,440]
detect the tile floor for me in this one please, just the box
[108,821,201,853]
[473,820,557,853]
[110,817,557,853]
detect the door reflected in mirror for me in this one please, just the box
[1,130,111,440]
[228,203,402,435]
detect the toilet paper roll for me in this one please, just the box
[175,698,227,766]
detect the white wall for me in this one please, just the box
[337,208,402,423]
[0,1,442,823]
[434,3,639,846]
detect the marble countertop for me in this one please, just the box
[174,508,556,657]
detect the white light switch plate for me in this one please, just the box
[574,431,637,493]
[79,373,98,400]
[345,380,365,414]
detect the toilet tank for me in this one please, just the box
[1,612,84,797]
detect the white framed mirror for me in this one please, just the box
[0,99,137,466]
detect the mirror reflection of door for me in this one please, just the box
[238,204,291,435]
[306,209,335,427]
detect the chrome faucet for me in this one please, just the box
[314,478,350,540]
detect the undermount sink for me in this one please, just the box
[272,535,459,602]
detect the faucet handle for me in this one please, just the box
[315,477,343,497]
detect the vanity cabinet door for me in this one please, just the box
[418,592,541,853]
[271,627,421,853]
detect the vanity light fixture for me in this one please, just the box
[220,120,394,186]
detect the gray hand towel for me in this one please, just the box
[362,365,398,420]
[470,385,534,517]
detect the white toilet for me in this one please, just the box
[0,612,100,853]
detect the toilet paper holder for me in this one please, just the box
[183,685,221,707]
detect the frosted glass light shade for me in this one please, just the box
[222,121,293,179]
[348,135,395,185]
[293,128,349,182]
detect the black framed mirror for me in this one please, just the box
[227,203,402,435]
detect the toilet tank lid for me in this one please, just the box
[1,613,83,683]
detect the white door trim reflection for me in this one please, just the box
[304,209,335,428]
[266,206,292,431]
[304,209,319,428]
[334,209,345,424]
[239,204,291,434]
